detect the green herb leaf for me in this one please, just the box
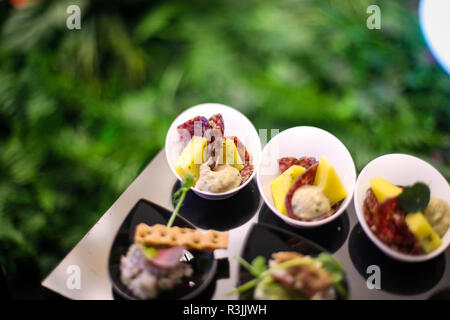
[315,253,343,282]
[167,174,193,228]
[182,174,195,189]
[397,182,430,213]
[251,256,268,276]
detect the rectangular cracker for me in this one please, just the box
[134,223,228,251]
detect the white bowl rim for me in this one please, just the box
[354,153,450,262]
[165,102,261,197]
[256,126,357,228]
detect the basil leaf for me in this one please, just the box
[397,182,430,213]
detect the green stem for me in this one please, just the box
[226,278,260,296]
[167,188,187,228]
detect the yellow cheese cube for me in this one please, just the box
[405,212,442,253]
[220,138,244,171]
[370,177,403,203]
[270,165,306,215]
[174,136,208,181]
[313,156,347,206]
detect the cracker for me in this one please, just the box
[134,223,228,251]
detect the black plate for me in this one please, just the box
[237,222,349,300]
[108,199,217,300]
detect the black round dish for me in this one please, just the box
[108,199,218,300]
[237,222,349,300]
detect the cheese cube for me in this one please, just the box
[174,136,208,181]
[405,212,442,253]
[370,177,403,203]
[313,156,347,206]
[270,165,306,215]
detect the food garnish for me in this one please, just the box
[397,183,430,214]
[168,173,195,228]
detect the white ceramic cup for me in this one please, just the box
[354,153,450,262]
[165,103,261,200]
[257,126,356,228]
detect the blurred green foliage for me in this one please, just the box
[0,0,449,292]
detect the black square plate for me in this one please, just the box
[108,199,217,300]
[237,222,349,300]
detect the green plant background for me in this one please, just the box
[0,0,448,297]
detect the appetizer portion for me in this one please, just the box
[119,175,229,299]
[174,113,253,193]
[364,177,450,255]
[229,251,346,300]
[120,224,228,299]
[270,156,347,221]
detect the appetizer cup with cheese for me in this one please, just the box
[165,103,261,200]
[354,153,450,262]
[257,126,356,228]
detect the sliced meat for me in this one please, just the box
[228,136,251,165]
[270,251,332,298]
[208,114,225,138]
[278,157,317,173]
[239,163,254,185]
[147,246,186,269]
[177,116,209,144]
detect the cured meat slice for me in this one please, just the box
[363,189,423,254]
[208,114,225,138]
[227,135,253,185]
[206,114,225,168]
[285,164,319,220]
[278,157,317,173]
[278,157,298,173]
[239,163,254,185]
[177,116,209,144]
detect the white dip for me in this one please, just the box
[424,196,450,237]
[195,163,241,193]
[291,185,331,220]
